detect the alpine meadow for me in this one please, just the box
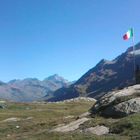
[0,1,140,140]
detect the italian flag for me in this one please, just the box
[123,28,133,40]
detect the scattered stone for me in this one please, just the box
[79,112,91,118]
[64,115,74,119]
[2,117,20,122]
[7,134,10,137]
[51,117,89,132]
[84,125,109,135]
[55,123,65,127]
[1,116,33,123]
[16,125,20,129]
[0,100,6,103]
[26,107,30,110]
[25,117,33,120]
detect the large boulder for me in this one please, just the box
[102,98,140,117]
[90,85,140,117]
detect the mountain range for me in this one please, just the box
[1,43,140,102]
[0,74,70,102]
[46,43,140,102]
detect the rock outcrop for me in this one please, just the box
[90,84,140,117]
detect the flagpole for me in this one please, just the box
[132,28,136,84]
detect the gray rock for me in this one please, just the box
[91,85,140,117]
[102,98,140,117]
[2,117,21,122]
[84,125,109,135]
[51,117,89,132]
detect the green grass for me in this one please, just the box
[110,113,140,140]
[26,132,130,140]
[0,101,139,140]
[79,113,140,140]
[0,101,95,140]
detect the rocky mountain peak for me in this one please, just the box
[98,59,108,65]
[44,74,69,83]
[8,79,21,84]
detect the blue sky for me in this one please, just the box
[0,0,140,82]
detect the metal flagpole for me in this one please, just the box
[132,28,136,84]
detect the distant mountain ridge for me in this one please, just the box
[0,74,70,102]
[47,42,140,102]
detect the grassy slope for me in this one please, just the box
[0,101,94,140]
[0,101,139,140]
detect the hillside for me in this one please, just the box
[47,43,140,102]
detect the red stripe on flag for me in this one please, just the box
[123,34,128,40]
